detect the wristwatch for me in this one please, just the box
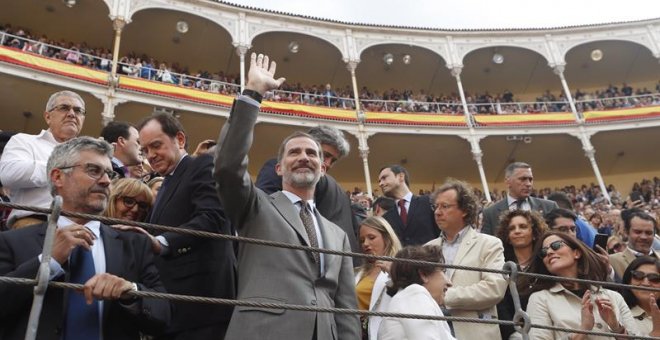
[242,89,263,103]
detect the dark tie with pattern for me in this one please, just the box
[516,198,526,210]
[398,199,408,226]
[64,246,100,340]
[299,201,320,264]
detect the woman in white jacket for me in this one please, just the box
[378,245,455,340]
[355,216,402,340]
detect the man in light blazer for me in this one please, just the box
[481,162,558,235]
[610,210,659,279]
[426,179,507,340]
[214,53,360,340]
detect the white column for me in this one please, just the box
[357,126,373,198]
[576,132,612,205]
[109,18,126,86]
[236,45,249,93]
[553,65,582,122]
[94,92,127,127]
[346,60,361,112]
[452,66,491,201]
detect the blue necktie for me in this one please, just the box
[64,246,100,340]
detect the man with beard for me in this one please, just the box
[0,136,170,339]
[0,90,86,228]
[214,53,360,340]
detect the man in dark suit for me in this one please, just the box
[100,121,142,178]
[481,162,558,235]
[214,53,360,339]
[378,164,439,246]
[0,136,170,340]
[255,125,360,259]
[138,114,236,340]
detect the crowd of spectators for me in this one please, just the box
[349,175,660,244]
[2,23,659,117]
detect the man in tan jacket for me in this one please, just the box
[426,179,507,339]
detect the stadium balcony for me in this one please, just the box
[1,1,659,198]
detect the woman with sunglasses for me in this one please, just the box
[522,232,639,339]
[104,178,153,222]
[620,256,660,336]
[495,210,547,339]
[355,216,402,340]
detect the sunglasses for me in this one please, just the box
[120,196,149,211]
[631,270,660,283]
[607,243,625,254]
[540,240,567,258]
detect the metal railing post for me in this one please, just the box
[503,261,531,340]
[25,196,62,340]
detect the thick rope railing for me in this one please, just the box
[2,201,660,339]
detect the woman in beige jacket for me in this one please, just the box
[522,232,639,339]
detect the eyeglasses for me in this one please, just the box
[631,270,660,283]
[540,240,568,258]
[431,203,457,211]
[120,196,149,211]
[59,163,119,180]
[550,225,577,234]
[49,103,86,116]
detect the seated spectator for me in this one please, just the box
[524,231,639,339]
[378,245,455,340]
[355,216,402,340]
[621,256,660,336]
[607,235,626,254]
[610,211,659,279]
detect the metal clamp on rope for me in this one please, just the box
[503,261,531,340]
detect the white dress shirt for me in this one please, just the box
[0,129,59,221]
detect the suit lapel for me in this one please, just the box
[100,224,123,324]
[150,156,190,222]
[270,192,311,247]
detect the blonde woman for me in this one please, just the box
[355,216,402,340]
[104,178,153,222]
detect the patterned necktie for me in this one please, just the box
[299,201,320,264]
[516,198,526,210]
[398,199,408,226]
[64,246,100,340]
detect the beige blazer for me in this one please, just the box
[527,284,640,339]
[425,227,507,340]
[610,247,660,279]
[215,99,360,340]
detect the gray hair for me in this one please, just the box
[307,125,350,159]
[45,90,85,112]
[504,162,531,178]
[47,136,113,195]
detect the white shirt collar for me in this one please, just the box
[281,190,316,210]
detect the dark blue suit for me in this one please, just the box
[0,223,170,340]
[382,195,439,246]
[147,154,236,337]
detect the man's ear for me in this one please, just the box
[50,168,64,192]
[275,162,283,176]
[175,131,186,149]
[43,110,52,125]
[320,163,327,177]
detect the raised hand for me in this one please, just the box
[245,53,286,95]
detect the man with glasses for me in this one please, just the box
[0,136,170,339]
[610,211,660,279]
[425,179,507,340]
[0,90,86,228]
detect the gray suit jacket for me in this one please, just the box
[481,196,558,235]
[214,99,360,340]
